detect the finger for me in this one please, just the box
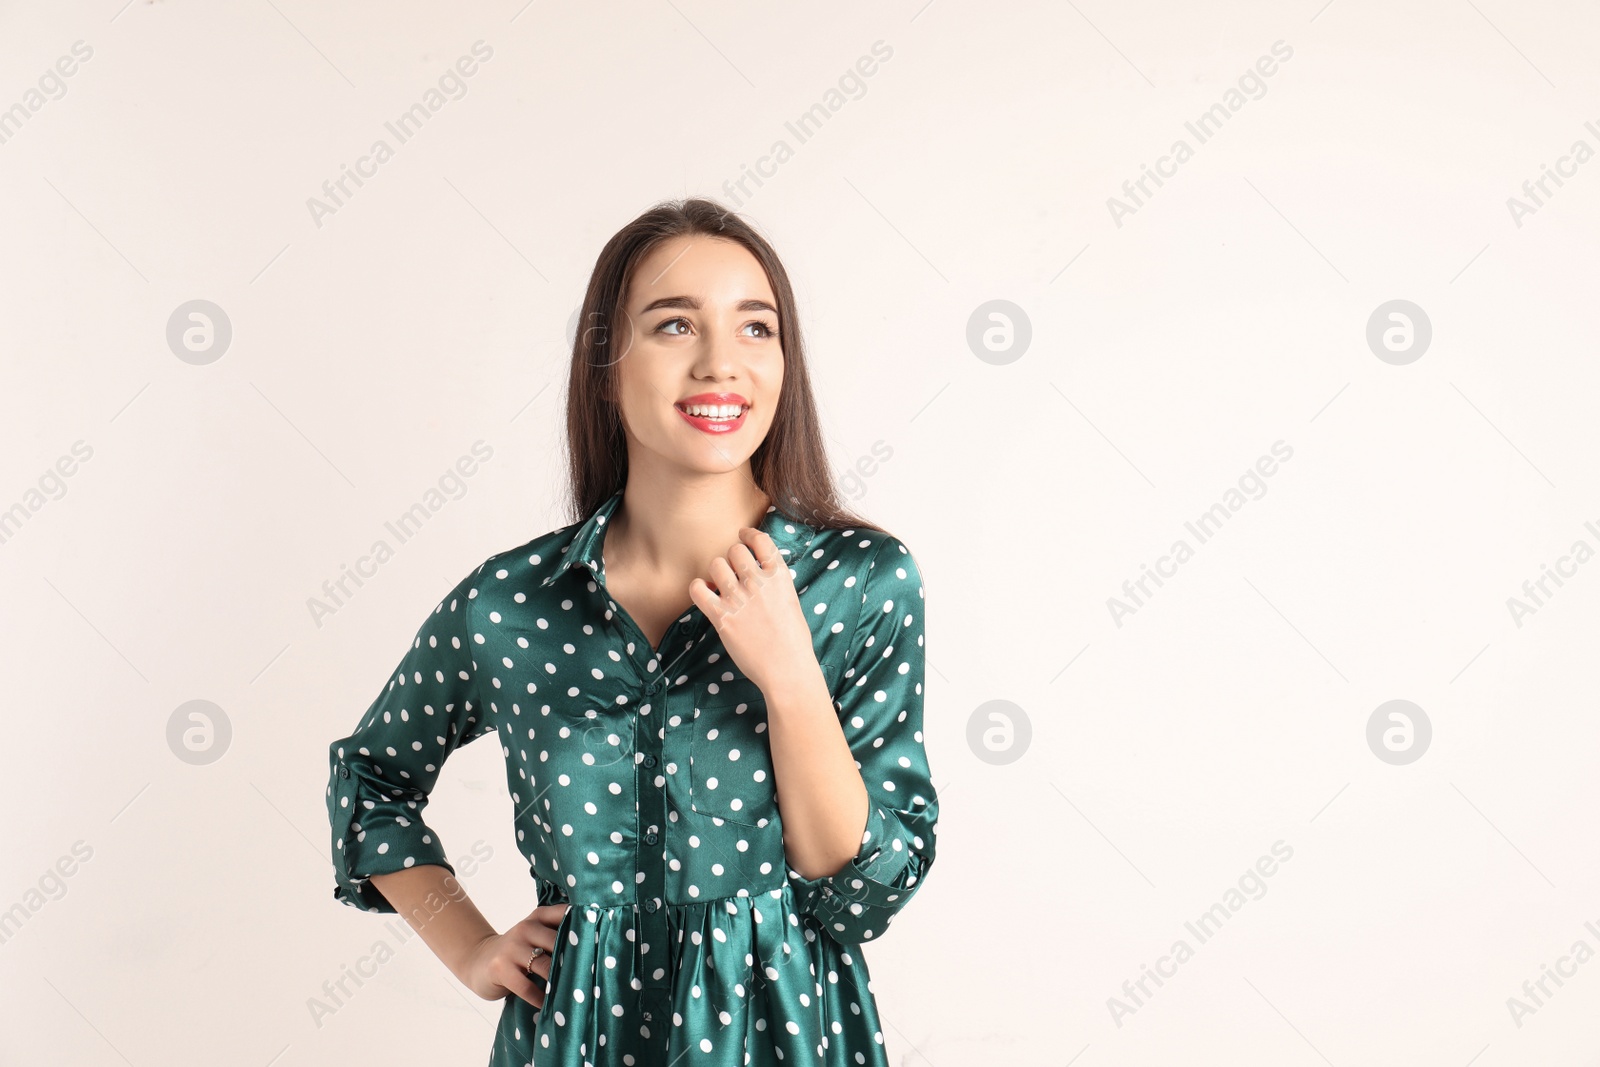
[521,946,555,980]
[523,902,569,927]
[505,965,549,1009]
[505,931,556,983]
[726,541,762,579]
[707,557,743,606]
[688,577,723,626]
[518,925,558,958]
[534,915,572,947]
[738,528,784,573]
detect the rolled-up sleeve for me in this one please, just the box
[325,568,494,913]
[787,535,938,946]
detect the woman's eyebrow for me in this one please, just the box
[638,296,778,315]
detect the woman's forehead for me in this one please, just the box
[628,236,774,306]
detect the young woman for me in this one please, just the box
[324,198,938,1066]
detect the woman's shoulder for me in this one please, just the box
[446,517,591,602]
[805,522,921,581]
[807,518,914,555]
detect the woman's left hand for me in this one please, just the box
[689,527,821,694]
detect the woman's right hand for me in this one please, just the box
[460,903,570,1007]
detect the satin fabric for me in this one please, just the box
[325,489,938,1065]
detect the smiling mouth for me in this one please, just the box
[674,402,749,422]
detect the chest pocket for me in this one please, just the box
[689,664,838,827]
[689,677,773,826]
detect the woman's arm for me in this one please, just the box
[323,565,567,1006]
[369,864,568,1007]
[692,529,940,946]
[325,570,494,913]
[367,865,496,982]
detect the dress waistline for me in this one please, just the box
[529,871,796,913]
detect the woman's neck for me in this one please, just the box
[603,470,771,583]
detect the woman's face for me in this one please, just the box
[611,235,784,476]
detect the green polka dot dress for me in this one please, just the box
[325,489,938,1065]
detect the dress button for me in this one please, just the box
[644,831,658,844]
[643,1011,653,1022]
[339,766,350,779]
[644,898,658,912]
[643,755,657,767]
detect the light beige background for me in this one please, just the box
[3,0,1599,1064]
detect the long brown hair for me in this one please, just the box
[563,197,888,538]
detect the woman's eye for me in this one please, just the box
[655,317,776,338]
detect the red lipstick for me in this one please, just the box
[674,392,750,435]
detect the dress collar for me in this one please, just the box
[539,488,818,589]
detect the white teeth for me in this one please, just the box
[682,403,745,419]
